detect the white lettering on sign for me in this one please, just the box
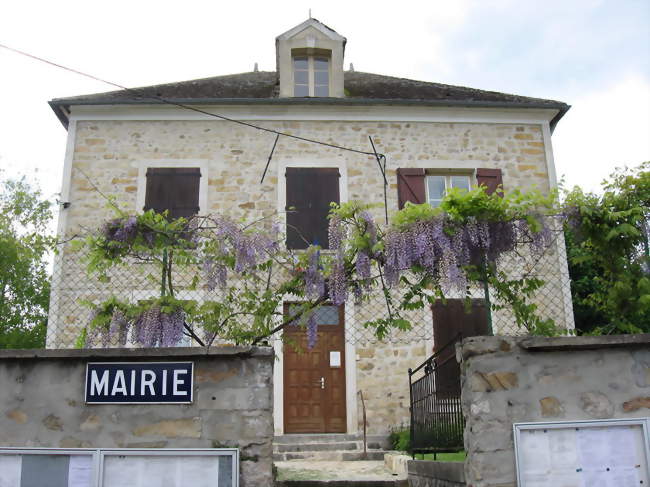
[90,370,109,396]
[141,370,156,396]
[162,369,168,396]
[174,369,188,396]
[111,370,127,396]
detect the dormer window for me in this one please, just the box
[293,55,330,97]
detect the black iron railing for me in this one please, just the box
[408,333,464,455]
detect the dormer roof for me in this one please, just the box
[275,18,346,44]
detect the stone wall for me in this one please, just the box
[408,460,466,487]
[48,115,573,436]
[0,346,274,487]
[459,334,650,487]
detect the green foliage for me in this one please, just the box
[389,427,411,452]
[0,175,53,348]
[563,162,650,334]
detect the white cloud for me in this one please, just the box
[553,74,650,192]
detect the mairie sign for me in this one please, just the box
[85,362,193,404]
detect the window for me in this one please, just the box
[144,167,201,219]
[426,174,471,207]
[285,168,340,249]
[293,56,330,97]
[396,168,503,209]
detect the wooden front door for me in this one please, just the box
[283,305,347,434]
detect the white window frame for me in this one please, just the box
[425,172,473,207]
[135,160,209,216]
[0,448,239,487]
[292,55,330,97]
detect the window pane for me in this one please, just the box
[314,70,329,85]
[314,85,329,97]
[294,84,309,97]
[293,57,308,69]
[313,305,340,325]
[314,57,329,70]
[294,70,308,84]
[451,175,471,192]
[427,176,446,201]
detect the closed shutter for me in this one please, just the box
[396,168,426,209]
[476,168,503,196]
[144,168,201,220]
[286,168,340,249]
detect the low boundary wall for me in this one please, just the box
[408,460,465,487]
[459,334,650,486]
[0,346,274,486]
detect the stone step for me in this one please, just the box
[275,441,361,453]
[276,481,408,487]
[275,434,361,445]
[274,450,389,462]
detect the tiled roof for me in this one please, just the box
[50,70,569,128]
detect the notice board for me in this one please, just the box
[514,418,649,487]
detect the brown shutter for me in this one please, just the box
[396,168,426,209]
[286,168,340,249]
[476,168,503,197]
[144,168,201,220]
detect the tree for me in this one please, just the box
[77,185,564,349]
[563,162,650,334]
[0,176,54,348]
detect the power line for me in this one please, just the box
[0,42,383,158]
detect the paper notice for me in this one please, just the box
[179,456,219,487]
[520,430,550,475]
[549,429,578,470]
[577,428,609,469]
[0,455,22,487]
[609,467,640,487]
[608,427,637,468]
[581,470,609,487]
[102,456,142,487]
[68,455,93,487]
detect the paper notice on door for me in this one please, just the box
[330,351,341,367]
[0,455,22,487]
[68,455,93,487]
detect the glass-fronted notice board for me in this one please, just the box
[0,448,238,487]
[514,418,649,487]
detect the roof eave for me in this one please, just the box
[49,97,570,130]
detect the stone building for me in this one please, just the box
[46,18,574,452]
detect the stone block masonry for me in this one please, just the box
[459,334,650,487]
[0,346,274,487]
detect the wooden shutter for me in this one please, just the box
[396,168,426,209]
[286,168,340,249]
[476,168,503,196]
[144,168,201,220]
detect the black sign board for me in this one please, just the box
[85,362,193,404]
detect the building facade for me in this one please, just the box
[47,19,574,440]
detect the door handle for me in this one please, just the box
[320,377,325,389]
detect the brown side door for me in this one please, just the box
[283,305,347,434]
[432,299,489,393]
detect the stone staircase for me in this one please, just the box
[273,434,390,461]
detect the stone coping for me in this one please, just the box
[0,345,273,361]
[518,333,650,351]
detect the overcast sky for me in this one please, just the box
[1,0,648,213]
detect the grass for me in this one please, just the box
[412,451,466,462]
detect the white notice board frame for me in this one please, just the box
[514,418,650,487]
